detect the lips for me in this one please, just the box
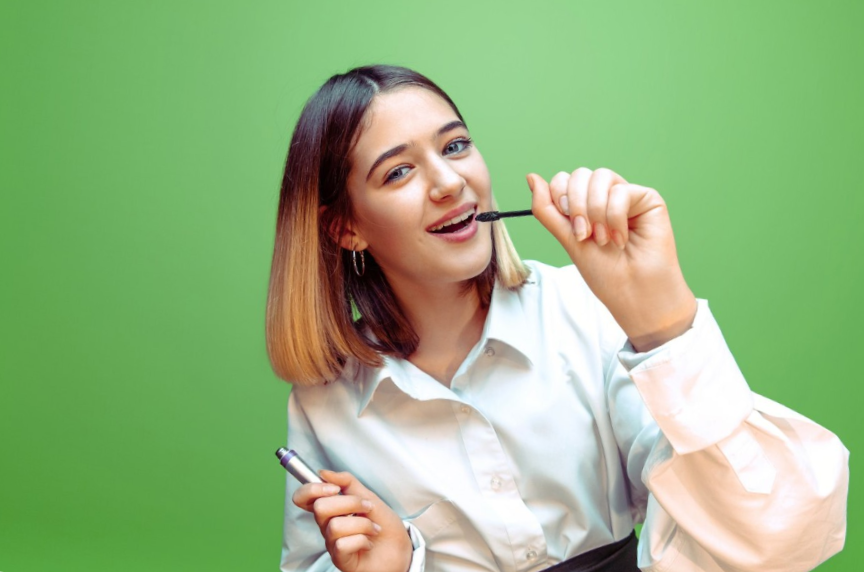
[426,204,477,233]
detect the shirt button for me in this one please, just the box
[526,549,538,560]
[460,405,470,414]
[490,476,502,491]
[484,346,495,357]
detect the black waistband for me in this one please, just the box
[541,531,639,572]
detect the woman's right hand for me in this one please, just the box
[292,469,414,572]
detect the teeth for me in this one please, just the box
[430,209,474,232]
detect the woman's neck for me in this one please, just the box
[389,277,488,387]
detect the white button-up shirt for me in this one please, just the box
[280,261,848,572]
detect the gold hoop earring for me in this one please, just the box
[352,250,365,277]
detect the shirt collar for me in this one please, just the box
[356,356,459,417]
[356,360,392,417]
[355,278,538,417]
[485,278,540,367]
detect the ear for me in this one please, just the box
[319,205,369,251]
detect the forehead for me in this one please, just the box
[353,87,460,157]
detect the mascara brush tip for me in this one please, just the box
[475,211,499,222]
[476,209,534,222]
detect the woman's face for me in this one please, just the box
[344,86,493,292]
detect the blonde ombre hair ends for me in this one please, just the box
[266,65,528,386]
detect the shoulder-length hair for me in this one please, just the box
[266,64,529,386]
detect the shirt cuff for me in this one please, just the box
[404,520,426,572]
[616,299,754,454]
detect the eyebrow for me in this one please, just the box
[365,120,468,181]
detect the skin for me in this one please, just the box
[294,86,698,572]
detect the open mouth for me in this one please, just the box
[429,209,475,234]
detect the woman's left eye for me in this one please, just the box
[443,138,473,156]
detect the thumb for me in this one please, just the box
[527,173,574,246]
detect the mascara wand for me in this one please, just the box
[475,209,534,222]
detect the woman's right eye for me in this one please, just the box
[384,166,410,184]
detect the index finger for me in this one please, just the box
[292,481,343,512]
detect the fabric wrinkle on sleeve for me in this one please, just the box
[617,299,753,455]
[604,298,849,572]
[280,389,338,572]
[637,398,848,572]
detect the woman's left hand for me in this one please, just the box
[527,168,697,352]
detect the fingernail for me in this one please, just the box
[526,174,535,192]
[594,223,608,246]
[611,230,626,250]
[361,500,373,511]
[324,485,340,495]
[573,216,588,241]
[559,196,570,215]
[372,523,382,533]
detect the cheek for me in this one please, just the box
[355,198,420,247]
[466,155,492,193]
[368,219,414,246]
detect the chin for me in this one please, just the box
[460,249,495,283]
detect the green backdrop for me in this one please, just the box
[1,1,860,570]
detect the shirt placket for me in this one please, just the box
[452,346,549,572]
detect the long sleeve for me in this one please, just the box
[280,389,429,572]
[606,299,849,572]
[279,391,340,572]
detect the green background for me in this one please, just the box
[1,1,860,570]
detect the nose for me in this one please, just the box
[428,156,466,202]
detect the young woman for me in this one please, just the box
[267,65,848,572]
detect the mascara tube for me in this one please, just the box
[275,447,324,485]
